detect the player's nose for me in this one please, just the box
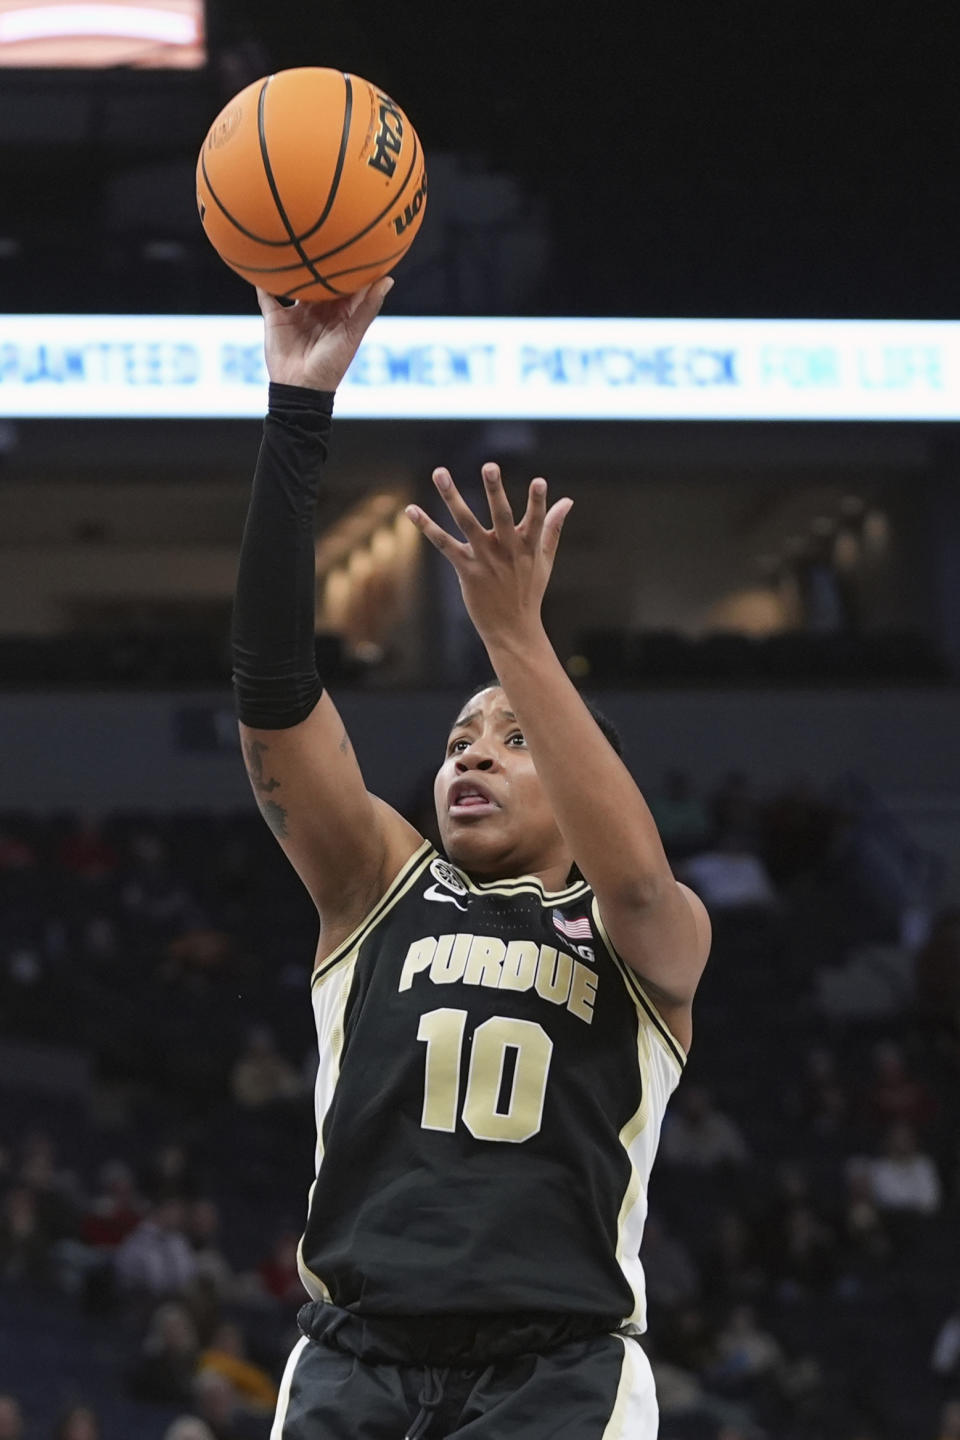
[454,746,495,773]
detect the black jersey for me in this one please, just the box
[297,842,685,1329]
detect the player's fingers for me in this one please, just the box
[405,504,471,563]
[481,463,516,539]
[541,498,574,558]
[519,477,549,548]
[348,276,394,325]
[256,288,286,317]
[432,468,488,543]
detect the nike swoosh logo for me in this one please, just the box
[424,884,467,911]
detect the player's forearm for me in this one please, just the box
[232,383,333,729]
[483,622,675,903]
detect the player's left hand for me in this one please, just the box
[405,463,573,645]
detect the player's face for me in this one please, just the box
[434,686,571,880]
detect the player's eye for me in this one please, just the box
[506,731,526,747]
[448,737,470,755]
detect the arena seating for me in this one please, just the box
[0,799,957,1439]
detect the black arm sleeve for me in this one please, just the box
[231,382,335,729]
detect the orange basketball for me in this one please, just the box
[196,67,427,300]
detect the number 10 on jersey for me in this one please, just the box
[416,1008,554,1144]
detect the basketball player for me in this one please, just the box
[233,280,711,1439]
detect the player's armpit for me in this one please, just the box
[596,881,711,1044]
[239,690,423,927]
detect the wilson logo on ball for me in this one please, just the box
[394,172,428,236]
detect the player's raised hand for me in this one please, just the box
[257,277,393,393]
[406,462,573,645]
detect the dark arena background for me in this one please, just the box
[2,4,960,1438]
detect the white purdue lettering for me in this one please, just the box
[567,960,598,1024]
[534,946,573,1006]
[464,935,506,987]
[399,934,597,1024]
[431,933,470,984]
[399,936,437,991]
[499,940,539,992]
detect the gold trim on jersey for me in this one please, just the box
[434,854,592,907]
[311,840,435,987]
[296,1183,331,1303]
[590,897,687,1072]
[301,953,357,1304]
[601,1333,637,1440]
[270,1335,309,1440]
[614,1024,652,1326]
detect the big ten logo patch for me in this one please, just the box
[424,859,468,911]
[367,93,404,178]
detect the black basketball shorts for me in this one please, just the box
[269,1324,658,1439]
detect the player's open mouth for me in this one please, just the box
[448,782,499,816]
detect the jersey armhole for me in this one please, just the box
[590,895,688,1073]
[312,840,435,987]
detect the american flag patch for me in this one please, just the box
[552,911,592,940]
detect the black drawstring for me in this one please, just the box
[404,1365,449,1440]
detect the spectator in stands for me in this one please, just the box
[679,831,777,912]
[51,1404,100,1440]
[761,776,836,887]
[774,1201,838,1301]
[931,1292,960,1387]
[197,1321,278,1414]
[79,915,120,969]
[56,814,118,883]
[840,1158,893,1281]
[127,1299,200,1405]
[865,1040,936,1135]
[113,1197,198,1302]
[708,1304,783,1398]
[640,1213,701,1312]
[55,1158,145,1304]
[163,1420,216,1440]
[648,769,712,859]
[164,924,233,981]
[80,1159,145,1250]
[0,1183,50,1283]
[656,1302,720,1380]
[866,1122,942,1216]
[826,773,942,947]
[230,1027,302,1110]
[18,1131,80,1239]
[253,1228,304,1309]
[121,830,192,934]
[192,1369,270,1440]
[786,1044,849,1145]
[0,1395,24,1440]
[914,907,960,1055]
[184,1199,234,1298]
[660,1085,750,1168]
[701,1210,768,1307]
[140,1142,202,1204]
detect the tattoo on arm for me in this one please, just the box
[339,730,349,755]
[242,738,281,795]
[241,737,288,838]
[261,801,288,839]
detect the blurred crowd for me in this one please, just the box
[0,766,958,1438]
